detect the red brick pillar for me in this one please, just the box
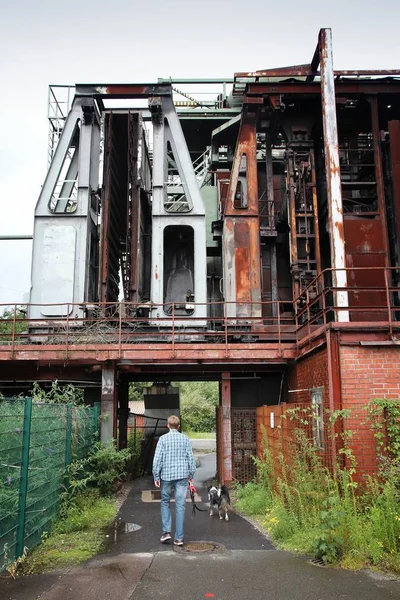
[221,372,232,484]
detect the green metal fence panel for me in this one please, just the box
[0,398,99,571]
[0,398,25,568]
[16,397,33,557]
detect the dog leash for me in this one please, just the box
[188,482,208,518]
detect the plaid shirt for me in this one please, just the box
[152,429,196,482]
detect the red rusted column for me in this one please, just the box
[319,28,349,321]
[220,372,232,484]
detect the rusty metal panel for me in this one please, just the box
[222,110,262,324]
[235,248,251,303]
[344,218,387,254]
[344,217,387,320]
[231,408,257,484]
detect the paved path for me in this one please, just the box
[1,453,399,599]
[190,438,216,452]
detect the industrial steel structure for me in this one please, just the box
[2,28,400,483]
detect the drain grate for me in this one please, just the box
[309,558,327,568]
[174,541,225,554]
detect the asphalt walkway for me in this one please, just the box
[1,451,400,599]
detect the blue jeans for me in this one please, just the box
[160,478,188,541]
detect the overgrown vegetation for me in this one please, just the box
[0,306,27,342]
[234,400,400,574]
[66,441,131,495]
[16,439,131,575]
[1,383,131,576]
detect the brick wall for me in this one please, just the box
[339,345,400,477]
[287,347,329,405]
[340,346,400,403]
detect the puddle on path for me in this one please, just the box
[105,519,142,545]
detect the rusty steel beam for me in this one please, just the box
[223,110,262,324]
[307,41,321,82]
[319,28,349,322]
[128,113,140,302]
[388,120,400,265]
[237,65,400,80]
[75,84,172,98]
[235,64,312,78]
[246,81,400,96]
[370,96,390,267]
[0,344,297,363]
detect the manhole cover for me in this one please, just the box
[174,541,225,554]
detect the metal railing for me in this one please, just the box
[0,300,295,356]
[294,266,400,341]
[1,266,400,355]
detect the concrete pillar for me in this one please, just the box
[118,381,129,449]
[101,364,117,442]
[221,372,232,484]
[319,28,349,321]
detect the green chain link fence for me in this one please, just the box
[0,398,100,570]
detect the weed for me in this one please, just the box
[312,496,346,563]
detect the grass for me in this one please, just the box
[19,491,118,575]
[233,481,272,516]
[184,431,216,439]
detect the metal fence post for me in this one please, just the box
[94,402,101,442]
[64,404,73,489]
[16,397,32,558]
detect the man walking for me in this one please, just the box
[152,415,196,546]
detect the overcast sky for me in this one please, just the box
[1,0,399,305]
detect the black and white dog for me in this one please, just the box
[207,484,231,521]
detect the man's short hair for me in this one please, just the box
[168,415,180,429]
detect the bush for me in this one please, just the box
[68,441,131,495]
